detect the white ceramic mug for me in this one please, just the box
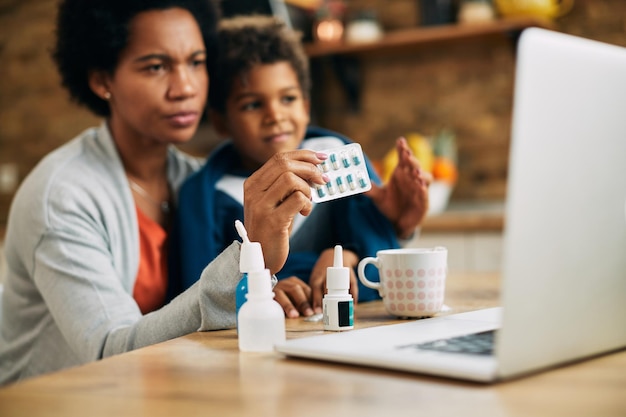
[357,247,448,318]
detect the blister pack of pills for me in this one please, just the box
[312,143,372,203]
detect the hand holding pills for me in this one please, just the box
[311,143,372,203]
[244,149,329,274]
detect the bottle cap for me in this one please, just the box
[235,220,265,273]
[326,245,350,291]
[246,269,273,297]
[240,242,264,273]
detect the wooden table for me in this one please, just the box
[1,272,624,417]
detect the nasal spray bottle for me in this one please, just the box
[323,245,354,331]
[235,221,286,352]
[234,220,265,330]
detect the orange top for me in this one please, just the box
[133,207,168,314]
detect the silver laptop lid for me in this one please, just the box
[497,28,626,378]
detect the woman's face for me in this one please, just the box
[100,8,208,146]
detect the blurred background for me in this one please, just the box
[1,0,625,271]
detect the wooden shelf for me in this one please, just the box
[304,17,553,58]
[420,200,505,232]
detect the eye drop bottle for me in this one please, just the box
[323,245,354,331]
[234,220,265,332]
[238,268,286,352]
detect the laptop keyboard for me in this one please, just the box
[402,330,495,356]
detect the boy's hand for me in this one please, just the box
[309,247,360,314]
[367,137,431,239]
[273,277,314,318]
[243,150,329,274]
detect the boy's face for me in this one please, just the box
[213,62,310,170]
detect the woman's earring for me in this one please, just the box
[103,92,111,100]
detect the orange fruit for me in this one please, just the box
[432,157,458,184]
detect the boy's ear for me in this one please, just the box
[209,109,231,138]
[88,70,112,101]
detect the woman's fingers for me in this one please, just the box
[249,151,328,192]
[243,150,328,273]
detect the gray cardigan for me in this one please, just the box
[0,123,240,384]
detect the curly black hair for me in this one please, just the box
[53,0,220,117]
[208,15,310,114]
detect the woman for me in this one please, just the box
[0,0,327,384]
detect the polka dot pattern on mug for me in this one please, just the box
[356,247,448,319]
[383,267,446,317]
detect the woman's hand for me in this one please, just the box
[309,247,360,314]
[367,137,431,239]
[243,150,328,274]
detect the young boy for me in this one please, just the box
[174,15,430,317]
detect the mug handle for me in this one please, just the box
[357,256,381,292]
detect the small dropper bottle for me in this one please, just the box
[238,268,286,352]
[234,220,265,332]
[323,245,354,331]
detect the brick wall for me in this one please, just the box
[311,0,626,200]
[1,0,625,226]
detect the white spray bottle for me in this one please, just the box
[238,268,286,352]
[234,220,265,332]
[234,220,286,351]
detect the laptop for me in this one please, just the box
[274,28,626,382]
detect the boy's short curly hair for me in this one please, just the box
[208,15,310,114]
[53,0,219,117]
